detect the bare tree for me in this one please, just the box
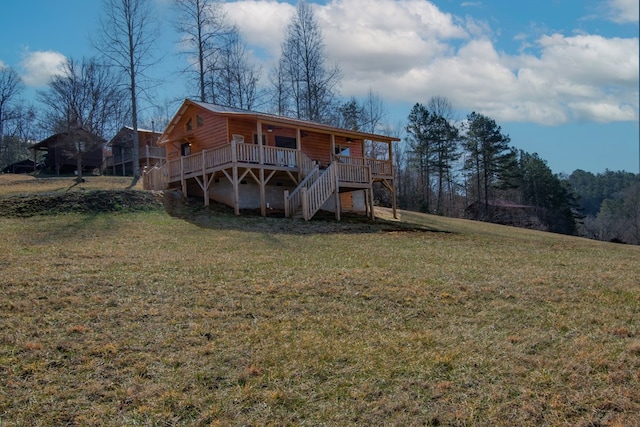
[38,57,127,138]
[0,66,24,161]
[94,0,159,185]
[174,0,237,103]
[276,1,341,122]
[215,31,263,109]
[269,60,291,116]
[361,89,388,160]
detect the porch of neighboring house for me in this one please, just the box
[143,100,398,221]
[105,144,166,176]
[105,127,164,176]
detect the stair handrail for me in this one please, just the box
[302,162,336,220]
[284,164,320,217]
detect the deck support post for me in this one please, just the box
[334,164,340,221]
[368,187,375,220]
[388,140,397,219]
[260,167,266,217]
[284,190,290,218]
[392,178,397,219]
[231,140,240,215]
[180,156,187,197]
[368,166,374,220]
[202,150,209,206]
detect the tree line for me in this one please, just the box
[0,0,637,243]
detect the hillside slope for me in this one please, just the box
[0,175,638,426]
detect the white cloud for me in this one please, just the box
[225,0,638,126]
[606,0,639,23]
[224,1,295,58]
[20,50,67,87]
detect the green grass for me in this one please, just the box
[0,176,639,426]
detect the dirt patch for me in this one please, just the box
[0,190,164,217]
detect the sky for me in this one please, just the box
[0,0,638,175]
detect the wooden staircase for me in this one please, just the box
[285,163,337,220]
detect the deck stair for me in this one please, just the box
[285,163,337,220]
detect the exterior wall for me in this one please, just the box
[164,105,367,167]
[166,108,229,161]
[206,180,296,210]
[320,190,366,213]
[228,118,264,145]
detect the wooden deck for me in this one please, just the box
[154,141,391,185]
[106,146,165,174]
[144,140,394,220]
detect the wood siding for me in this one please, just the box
[166,110,229,161]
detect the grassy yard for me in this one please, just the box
[0,175,639,426]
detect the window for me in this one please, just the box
[181,142,191,156]
[275,136,296,149]
[196,115,204,127]
[185,118,193,131]
[253,133,266,145]
[335,144,350,156]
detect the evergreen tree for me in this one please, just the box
[405,103,434,212]
[518,151,577,234]
[462,112,513,217]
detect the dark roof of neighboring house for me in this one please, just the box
[30,130,106,151]
[160,99,400,145]
[466,200,536,210]
[2,159,35,173]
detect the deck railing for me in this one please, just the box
[335,154,392,178]
[336,162,370,184]
[166,140,311,184]
[106,146,166,167]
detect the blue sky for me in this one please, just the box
[0,0,638,175]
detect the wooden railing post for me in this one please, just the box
[231,139,237,163]
[333,162,340,221]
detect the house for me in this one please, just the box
[2,159,36,174]
[465,200,543,229]
[105,126,164,176]
[30,130,105,175]
[144,100,399,220]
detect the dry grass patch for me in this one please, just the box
[0,179,639,425]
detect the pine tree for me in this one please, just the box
[462,112,513,217]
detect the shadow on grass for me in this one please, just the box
[163,191,452,236]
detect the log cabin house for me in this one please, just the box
[105,126,164,176]
[30,130,105,175]
[144,100,399,220]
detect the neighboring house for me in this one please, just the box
[105,126,164,176]
[30,130,105,175]
[2,159,36,174]
[144,100,399,220]
[465,200,543,229]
